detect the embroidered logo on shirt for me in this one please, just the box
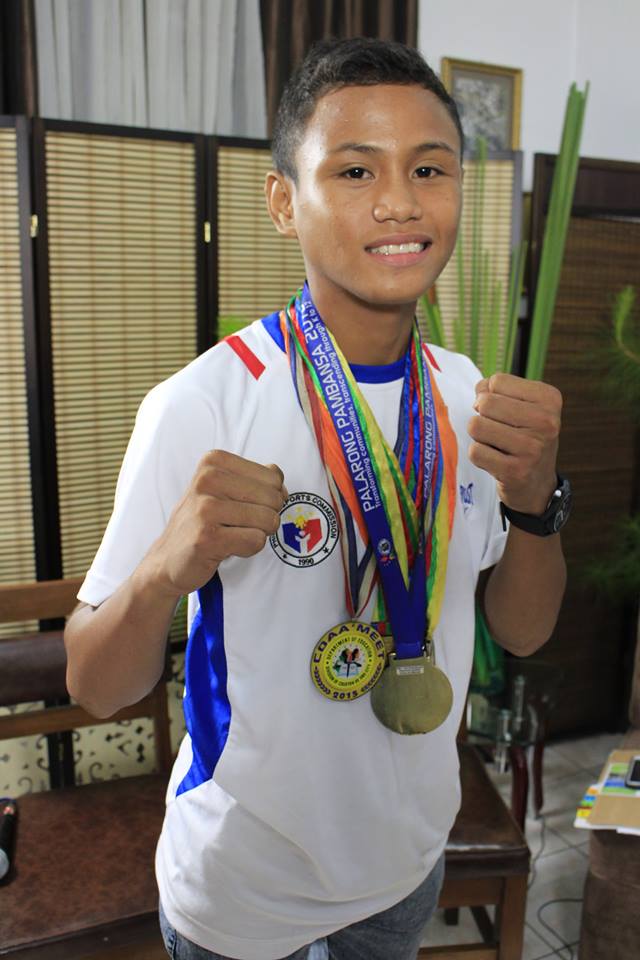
[459,482,474,516]
[270,492,339,568]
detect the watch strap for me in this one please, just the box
[500,474,571,537]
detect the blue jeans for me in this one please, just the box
[158,853,444,960]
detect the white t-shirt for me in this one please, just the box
[79,313,507,960]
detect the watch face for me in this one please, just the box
[553,508,566,533]
[551,490,572,533]
[501,477,571,537]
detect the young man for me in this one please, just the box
[65,38,568,960]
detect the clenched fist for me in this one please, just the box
[148,450,287,598]
[468,373,562,516]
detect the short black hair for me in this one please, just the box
[272,37,464,181]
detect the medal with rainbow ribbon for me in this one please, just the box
[281,283,458,734]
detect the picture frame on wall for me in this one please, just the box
[441,57,522,152]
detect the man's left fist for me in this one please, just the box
[468,373,563,516]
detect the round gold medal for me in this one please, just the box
[310,621,387,702]
[370,653,453,735]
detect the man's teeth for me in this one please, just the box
[369,242,426,255]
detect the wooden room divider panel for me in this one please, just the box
[214,137,306,337]
[430,150,523,368]
[0,117,54,798]
[37,123,203,580]
[1,122,312,792]
[31,121,208,785]
[528,156,640,735]
[0,118,37,616]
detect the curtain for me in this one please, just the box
[0,0,38,115]
[33,0,267,137]
[260,0,418,135]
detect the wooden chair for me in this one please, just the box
[418,741,530,960]
[0,579,173,959]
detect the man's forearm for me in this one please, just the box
[483,526,567,657]
[64,555,179,719]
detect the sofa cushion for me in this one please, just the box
[621,727,640,751]
[0,630,68,705]
[580,867,640,960]
[588,825,640,888]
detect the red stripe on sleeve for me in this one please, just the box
[225,335,266,380]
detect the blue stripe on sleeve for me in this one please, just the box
[176,574,230,797]
[261,311,285,351]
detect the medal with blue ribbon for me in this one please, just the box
[281,284,458,734]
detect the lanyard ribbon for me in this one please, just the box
[282,283,457,659]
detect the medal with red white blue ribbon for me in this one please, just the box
[281,283,458,733]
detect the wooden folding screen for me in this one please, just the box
[214,137,306,336]
[35,121,206,783]
[0,118,37,631]
[0,125,310,792]
[35,122,204,580]
[0,121,206,792]
[527,156,640,736]
[0,117,53,795]
[429,150,523,367]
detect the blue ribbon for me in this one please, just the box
[296,284,439,660]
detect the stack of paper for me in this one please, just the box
[573,749,640,836]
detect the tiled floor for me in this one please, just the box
[420,731,622,959]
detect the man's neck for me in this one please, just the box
[306,278,416,366]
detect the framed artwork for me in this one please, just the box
[441,58,522,152]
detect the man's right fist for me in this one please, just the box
[146,450,287,598]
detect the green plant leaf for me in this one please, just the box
[526,83,589,380]
[420,294,446,347]
[218,316,249,339]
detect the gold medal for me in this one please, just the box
[310,621,386,702]
[370,649,453,735]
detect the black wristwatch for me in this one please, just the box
[500,474,572,537]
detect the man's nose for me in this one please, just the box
[372,176,422,222]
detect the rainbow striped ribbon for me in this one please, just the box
[281,286,457,652]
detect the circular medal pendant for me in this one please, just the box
[310,621,387,702]
[370,653,453,735]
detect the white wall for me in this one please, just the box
[418,0,640,190]
[574,0,640,164]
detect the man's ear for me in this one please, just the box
[265,171,298,239]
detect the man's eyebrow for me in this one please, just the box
[412,141,458,158]
[328,140,458,157]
